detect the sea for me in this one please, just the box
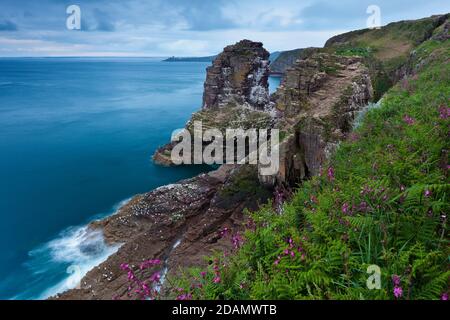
[0,57,281,299]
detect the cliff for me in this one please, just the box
[153,40,274,166]
[269,47,318,75]
[260,53,373,186]
[202,40,270,110]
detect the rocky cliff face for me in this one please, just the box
[269,47,318,75]
[202,39,270,110]
[259,53,373,186]
[153,40,274,166]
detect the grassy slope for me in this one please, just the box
[325,15,448,101]
[172,37,449,300]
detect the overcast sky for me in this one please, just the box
[0,0,448,57]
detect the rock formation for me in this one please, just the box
[269,47,318,75]
[153,40,274,166]
[260,53,373,186]
[202,39,270,110]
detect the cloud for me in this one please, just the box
[0,20,18,31]
[0,0,449,56]
[92,8,116,31]
[298,0,450,30]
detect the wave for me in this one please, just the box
[19,198,131,300]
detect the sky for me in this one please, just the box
[0,0,448,57]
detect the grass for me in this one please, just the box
[328,15,447,100]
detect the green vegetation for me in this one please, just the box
[327,14,447,100]
[219,166,271,205]
[335,47,372,58]
[171,38,449,300]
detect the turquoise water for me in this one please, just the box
[0,58,281,299]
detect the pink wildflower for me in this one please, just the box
[149,272,161,283]
[274,256,281,265]
[439,105,450,119]
[231,233,243,249]
[441,293,448,300]
[393,286,403,298]
[392,275,401,286]
[424,189,432,197]
[220,227,229,237]
[176,293,192,300]
[403,115,415,125]
[213,276,221,284]
[341,202,350,214]
[327,167,335,182]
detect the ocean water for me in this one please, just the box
[0,57,281,299]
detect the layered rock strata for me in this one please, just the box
[153,40,274,166]
[259,53,373,186]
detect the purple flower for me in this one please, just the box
[403,115,415,125]
[359,201,368,212]
[220,227,229,237]
[327,167,335,182]
[127,271,135,281]
[392,275,401,286]
[348,133,359,142]
[200,271,207,278]
[439,105,450,119]
[274,256,281,265]
[213,276,221,284]
[441,293,448,301]
[424,189,432,197]
[176,293,192,300]
[231,233,243,249]
[393,286,403,298]
[341,203,350,214]
[149,272,161,283]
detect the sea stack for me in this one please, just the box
[153,40,273,166]
[202,39,270,110]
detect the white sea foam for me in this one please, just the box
[26,198,131,299]
[35,226,121,299]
